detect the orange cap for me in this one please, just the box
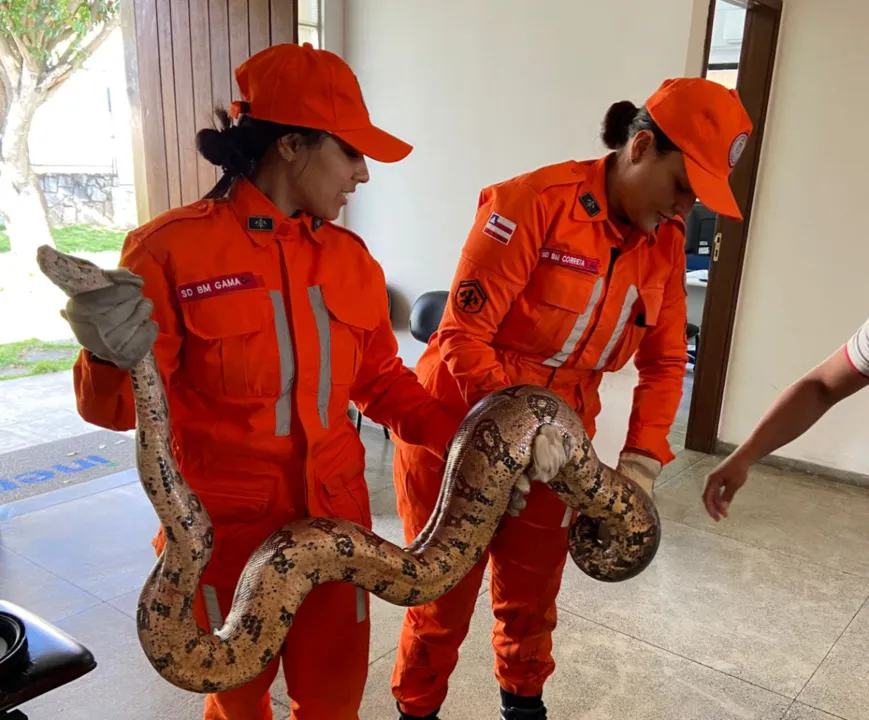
[645,78,753,220]
[229,43,412,163]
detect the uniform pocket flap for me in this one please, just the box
[182,291,271,339]
[319,282,380,331]
[527,267,600,312]
[639,286,664,327]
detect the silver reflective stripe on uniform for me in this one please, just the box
[594,285,639,370]
[307,285,331,428]
[270,290,294,436]
[561,505,573,528]
[543,277,604,368]
[356,587,367,623]
[201,585,223,630]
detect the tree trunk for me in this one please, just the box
[0,63,53,274]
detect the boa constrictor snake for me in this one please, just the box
[36,244,661,694]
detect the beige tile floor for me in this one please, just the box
[3,422,869,720]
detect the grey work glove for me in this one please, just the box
[616,451,662,501]
[61,268,158,370]
[507,425,577,516]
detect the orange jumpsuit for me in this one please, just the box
[392,156,688,716]
[73,178,457,720]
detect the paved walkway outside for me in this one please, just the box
[0,371,135,506]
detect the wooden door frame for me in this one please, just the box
[685,0,783,453]
[120,0,299,225]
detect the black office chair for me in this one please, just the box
[685,201,716,272]
[409,290,449,344]
[0,600,96,719]
[686,322,700,366]
[354,286,395,438]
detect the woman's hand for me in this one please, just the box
[703,453,750,521]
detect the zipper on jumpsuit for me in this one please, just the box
[275,230,311,519]
[544,245,622,390]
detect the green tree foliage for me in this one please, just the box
[0,0,119,265]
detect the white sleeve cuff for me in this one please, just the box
[845,319,869,378]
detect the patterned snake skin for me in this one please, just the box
[36,244,661,694]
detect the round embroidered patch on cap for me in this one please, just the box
[729,132,749,168]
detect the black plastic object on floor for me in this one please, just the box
[0,600,97,719]
[0,612,28,676]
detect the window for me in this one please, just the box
[298,0,321,48]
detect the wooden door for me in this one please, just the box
[120,0,299,221]
[686,0,783,453]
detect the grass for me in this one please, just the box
[0,338,82,381]
[0,224,126,254]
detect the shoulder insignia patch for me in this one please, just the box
[578,192,601,217]
[454,279,488,314]
[482,213,517,245]
[247,215,274,231]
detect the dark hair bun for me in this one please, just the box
[195,109,255,176]
[195,127,231,167]
[601,100,639,149]
[196,108,233,166]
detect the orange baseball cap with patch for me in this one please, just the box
[645,77,753,220]
[230,42,411,163]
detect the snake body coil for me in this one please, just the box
[36,245,661,694]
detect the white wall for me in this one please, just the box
[344,0,706,463]
[345,0,703,361]
[719,0,869,475]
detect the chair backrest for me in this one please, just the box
[409,290,449,344]
[684,201,716,255]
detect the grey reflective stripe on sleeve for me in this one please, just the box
[543,277,604,368]
[307,285,331,428]
[594,285,639,370]
[561,505,573,528]
[201,584,223,631]
[270,290,294,436]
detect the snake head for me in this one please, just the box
[36,244,115,296]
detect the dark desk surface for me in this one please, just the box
[0,600,96,714]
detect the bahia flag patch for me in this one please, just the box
[482,212,517,244]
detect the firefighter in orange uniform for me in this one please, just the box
[392,78,754,720]
[62,44,462,720]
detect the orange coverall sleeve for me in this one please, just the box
[73,237,184,431]
[351,271,460,458]
[624,241,688,465]
[437,181,548,408]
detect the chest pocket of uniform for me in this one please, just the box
[602,285,664,370]
[316,283,379,387]
[501,265,602,357]
[181,290,282,397]
[639,286,663,327]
